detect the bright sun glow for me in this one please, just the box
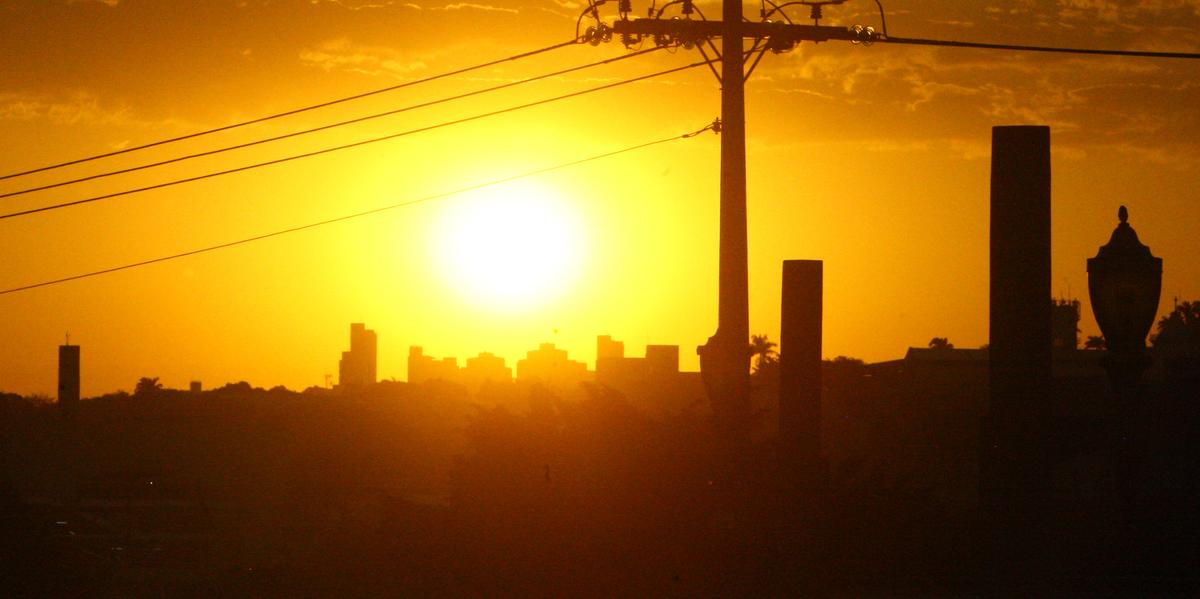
[433,181,585,311]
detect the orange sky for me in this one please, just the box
[1,0,1198,397]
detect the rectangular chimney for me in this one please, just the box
[780,259,822,475]
[989,125,1051,408]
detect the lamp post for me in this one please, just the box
[1087,205,1162,392]
[1087,205,1161,554]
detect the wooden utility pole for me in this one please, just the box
[608,3,874,443]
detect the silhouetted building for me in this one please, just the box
[189,381,202,394]
[462,352,513,390]
[779,260,823,481]
[594,336,703,415]
[597,335,624,361]
[645,345,679,375]
[1051,299,1081,350]
[516,343,588,390]
[408,347,459,384]
[58,344,80,419]
[338,323,377,388]
[408,347,514,392]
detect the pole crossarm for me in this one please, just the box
[612,17,873,44]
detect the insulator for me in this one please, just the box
[618,0,631,14]
[810,4,822,22]
[682,0,693,15]
[861,26,876,46]
[850,24,876,45]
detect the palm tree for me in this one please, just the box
[134,376,163,397]
[1151,300,1200,347]
[749,334,779,373]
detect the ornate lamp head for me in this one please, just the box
[1087,206,1162,356]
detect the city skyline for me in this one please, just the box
[2,1,1199,397]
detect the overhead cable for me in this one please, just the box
[0,39,581,182]
[0,122,719,296]
[880,36,1200,59]
[0,46,664,201]
[0,58,714,222]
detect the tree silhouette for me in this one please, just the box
[749,334,778,373]
[134,376,163,397]
[1151,300,1200,347]
[927,337,954,350]
[1084,335,1106,350]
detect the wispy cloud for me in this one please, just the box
[0,91,128,126]
[307,0,399,9]
[300,38,428,79]
[0,91,193,132]
[431,3,519,14]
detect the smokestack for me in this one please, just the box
[989,125,1051,408]
[780,259,823,481]
[58,343,80,420]
[983,125,1053,584]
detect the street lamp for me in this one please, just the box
[1087,205,1162,390]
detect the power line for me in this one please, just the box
[0,58,714,222]
[880,36,1200,59]
[0,46,664,201]
[0,39,580,183]
[0,122,719,296]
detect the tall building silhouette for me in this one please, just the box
[462,352,512,390]
[597,335,625,361]
[408,347,459,384]
[594,336,703,415]
[58,343,80,419]
[1051,298,1081,350]
[516,343,588,390]
[338,323,377,388]
[644,345,679,375]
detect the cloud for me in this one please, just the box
[307,0,398,9]
[431,3,519,14]
[0,91,127,125]
[750,20,1200,162]
[300,39,429,79]
[0,91,193,132]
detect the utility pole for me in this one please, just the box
[586,0,878,444]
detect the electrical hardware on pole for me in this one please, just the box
[577,0,878,445]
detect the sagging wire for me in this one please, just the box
[874,0,888,38]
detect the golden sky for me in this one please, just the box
[1,0,1198,396]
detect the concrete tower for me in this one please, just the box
[983,125,1053,584]
[58,343,80,419]
[779,260,823,482]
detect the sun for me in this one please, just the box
[433,181,585,311]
